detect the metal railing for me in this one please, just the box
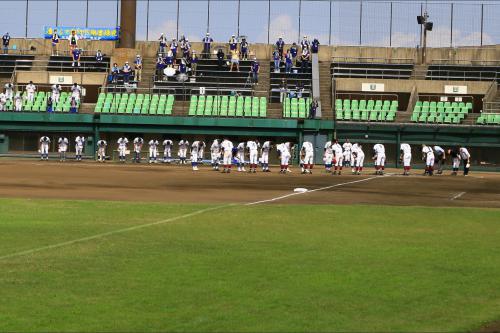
[431,59,500,66]
[332,56,415,64]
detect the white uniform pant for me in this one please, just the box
[5,91,12,100]
[98,147,106,160]
[27,92,35,102]
[237,152,245,165]
[15,100,22,111]
[198,148,204,160]
[324,153,333,166]
[355,154,365,168]
[40,144,49,155]
[164,148,171,159]
[304,152,314,165]
[0,103,4,111]
[118,146,126,157]
[375,154,386,167]
[280,153,291,166]
[403,153,411,167]
[223,151,232,165]
[261,151,269,164]
[72,92,80,102]
[211,151,220,164]
[149,147,157,159]
[334,154,344,167]
[58,147,67,153]
[75,146,83,156]
[249,151,258,165]
[52,93,60,104]
[426,155,435,167]
[191,151,198,163]
[178,148,187,158]
[452,157,460,169]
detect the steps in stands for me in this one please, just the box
[410,64,428,80]
[79,103,96,114]
[319,61,332,119]
[395,111,412,123]
[31,55,49,71]
[254,60,270,99]
[137,58,156,90]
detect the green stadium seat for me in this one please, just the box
[205,96,213,116]
[220,96,228,116]
[360,110,368,121]
[298,98,306,118]
[352,109,360,121]
[189,95,197,116]
[213,96,220,116]
[244,96,251,117]
[228,96,236,116]
[259,97,267,117]
[343,109,351,120]
[236,96,244,117]
[336,110,343,120]
[197,96,205,116]
[251,97,259,117]
[291,98,298,118]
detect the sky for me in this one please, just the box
[1,0,499,47]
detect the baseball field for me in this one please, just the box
[1,160,500,332]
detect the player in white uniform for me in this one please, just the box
[162,139,173,163]
[352,143,365,175]
[277,142,292,173]
[459,147,471,176]
[14,92,22,111]
[221,138,234,173]
[117,136,129,163]
[260,141,272,172]
[178,139,189,164]
[433,145,446,174]
[400,143,412,176]
[422,144,435,176]
[4,83,14,101]
[210,139,221,171]
[198,141,206,163]
[332,140,344,175]
[236,142,246,172]
[51,84,62,104]
[26,81,36,103]
[71,83,81,102]
[0,92,6,111]
[191,141,201,170]
[373,143,386,175]
[448,147,461,176]
[75,136,85,161]
[57,137,69,162]
[133,137,144,163]
[97,139,107,162]
[148,139,159,163]
[300,141,314,174]
[323,140,333,173]
[246,140,260,173]
[39,136,50,160]
[342,139,353,172]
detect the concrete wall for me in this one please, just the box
[16,71,106,86]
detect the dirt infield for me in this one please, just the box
[1,159,499,208]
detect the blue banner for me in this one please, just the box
[44,26,119,41]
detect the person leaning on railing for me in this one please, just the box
[51,29,60,56]
[202,32,213,59]
[189,51,198,76]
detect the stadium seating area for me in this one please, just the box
[335,98,398,121]
[47,56,110,72]
[188,95,267,118]
[94,93,174,115]
[476,113,500,125]
[2,91,78,112]
[282,98,311,118]
[331,62,414,79]
[411,101,472,124]
[270,63,312,103]
[426,64,500,83]
[0,55,35,77]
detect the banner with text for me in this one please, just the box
[44,26,119,41]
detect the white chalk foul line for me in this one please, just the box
[0,204,233,261]
[450,191,466,201]
[0,175,387,261]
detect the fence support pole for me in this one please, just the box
[267,0,271,44]
[207,0,210,33]
[450,3,453,47]
[359,0,362,45]
[480,4,484,46]
[389,2,393,47]
[329,0,332,45]
[298,0,302,43]
[25,0,29,38]
[176,0,180,40]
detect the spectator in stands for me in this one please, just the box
[51,29,60,56]
[240,38,249,60]
[276,36,284,59]
[217,48,225,70]
[72,47,81,70]
[229,34,238,52]
[285,49,293,74]
[178,58,188,77]
[122,62,132,83]
[309,99,318,119]
[300,35,310,51]
[14,92,22,111]
[170,38,178,58]
[96,50,103,63]
[202,32,213,59]
[68,30,79,50]
[51,83,61,104]
[26,81,36,103]
[290,42,298,66]
[4,82,14,101]
[182,38,191,59]
[46,96,53,113]
[0,92,6,111]
[2,32,10,54]
[251,58,260,84]
[70,97,78,113]
[71,83,81,102]
[189,51,198,76]
[164,50,174,68]
[296,81,304,98]
[279,78,287,103]
[111,63,120,83]
[134,55,142,82]
[158,33,167,54]
[311,38,320,54]
[273,48,280,73]
[229,50,240,72]
[300,47,310,73]
[156,56,165,81]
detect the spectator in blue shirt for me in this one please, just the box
[164,51,174,67]
[156,56,165,80]
[51,29,60,56]
[96,50,103,63]
[170,38,178,58]
[46,96,53,113]
[289,43,298,66]
[273,49,280,73]
[285,50,293,74]
[2,32,10,54]
[300,35,310,51]
[158,33,167,54]
[72,48,81,69]
[300,48,310,73]
[134,55,142,82]
[311,38,320,53]
[276,37,284,59]
[178,59,187,74]
[229,35,238,52]
[111,63,120,83]
[202,32,213,59]
[189,51,199,76]
[122,62,132,83]
[240,38,249,60]
[70,97,78,113]
[251,58,260,84]
[182,38,191,58]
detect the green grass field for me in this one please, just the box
[1,198,500,332]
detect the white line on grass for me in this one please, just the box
[450,191,466,201]
[0,175,387,260]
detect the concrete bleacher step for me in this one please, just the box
[395,111,413,123]
[31,55,49,71]
[137,58,157,90]
[79,103,96,114]
[410,64,428,80]
[319,62,332,119]
[254,61,270,99]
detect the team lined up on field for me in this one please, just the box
[38,136,471,176]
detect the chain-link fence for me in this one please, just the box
[2,0,499,47]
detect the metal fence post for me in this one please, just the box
[359,0,362,45]
[176,0,180,40]
[237,0,240,37]
[329,0,332,45]
[55,0,59,26]
[146,0,149,40]
[207,0,210,33]
[86,0,89,28]
[116,0,119,29]
[389,2,393,47]
[267,0,271,44]
[25,0,29,38]
[450,3,453,47]
[480,3,484,46]
[298,0,302,43]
